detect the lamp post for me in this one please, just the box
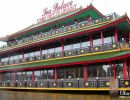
[118,76,121,88]
[24,80,27,87]
[77,78,80,88]
[35,80,37,88]
[7,80,9,87]
[61,79,63,88]
[47,79,50,88]
[96,77,99,88]
[15,80,17,87]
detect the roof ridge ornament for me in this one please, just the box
[90,0,93,5]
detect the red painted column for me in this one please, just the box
[128,30,130,42]
[114,27,118,43]
[54,68,57,80]
[40,47,42,58]
[84,64,87,81]
[22,49,24,61]
[14,72,16,83]
[90,33,93,48]
[88,16,91,26]
[101,31,104,46]
[128,59,130,77]
[0,74,2,81]
[123,33,126,42]
[32,71,35,82]
[61,40,64,57]
[123,59,128,79]
[111,63,116,79]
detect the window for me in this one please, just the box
[64,45,72,50]
[34,71,41,81]
[57,66,83,79]
[55,47,61,52]
[81,41,90,47]
[72,43,80,49]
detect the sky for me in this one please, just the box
[0,0,129,45]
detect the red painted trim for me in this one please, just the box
[6,5,104,40]
[0,16,129,55]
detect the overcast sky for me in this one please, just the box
[0,0,129,45]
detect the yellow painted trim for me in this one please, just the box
[118,88,130,91]
[1,87,130,91]
[0,87,109,91]
[0,20,112,52]
[1,47,129,68]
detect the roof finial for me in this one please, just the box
[90,0,93,5]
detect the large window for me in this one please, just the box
[104,36,114,43]
[57,66,83,79]
[40,69,54,80]
[93,34,101,46]
[64,44,72,50]
[87,64,114,78]
[34,71,41,81]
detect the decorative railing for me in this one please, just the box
[0,42,129,66]
[0,13,118,52]
[0,78,130,89]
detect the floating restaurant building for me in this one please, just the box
[0,3,130,90]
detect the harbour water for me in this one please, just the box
[0,90,129,100]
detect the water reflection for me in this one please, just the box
[0,90,129,100]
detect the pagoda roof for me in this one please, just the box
[0,4,104,42]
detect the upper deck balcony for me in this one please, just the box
[0,13,119,53]
[0,40,129,68]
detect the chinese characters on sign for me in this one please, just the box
[37,0,77,23]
